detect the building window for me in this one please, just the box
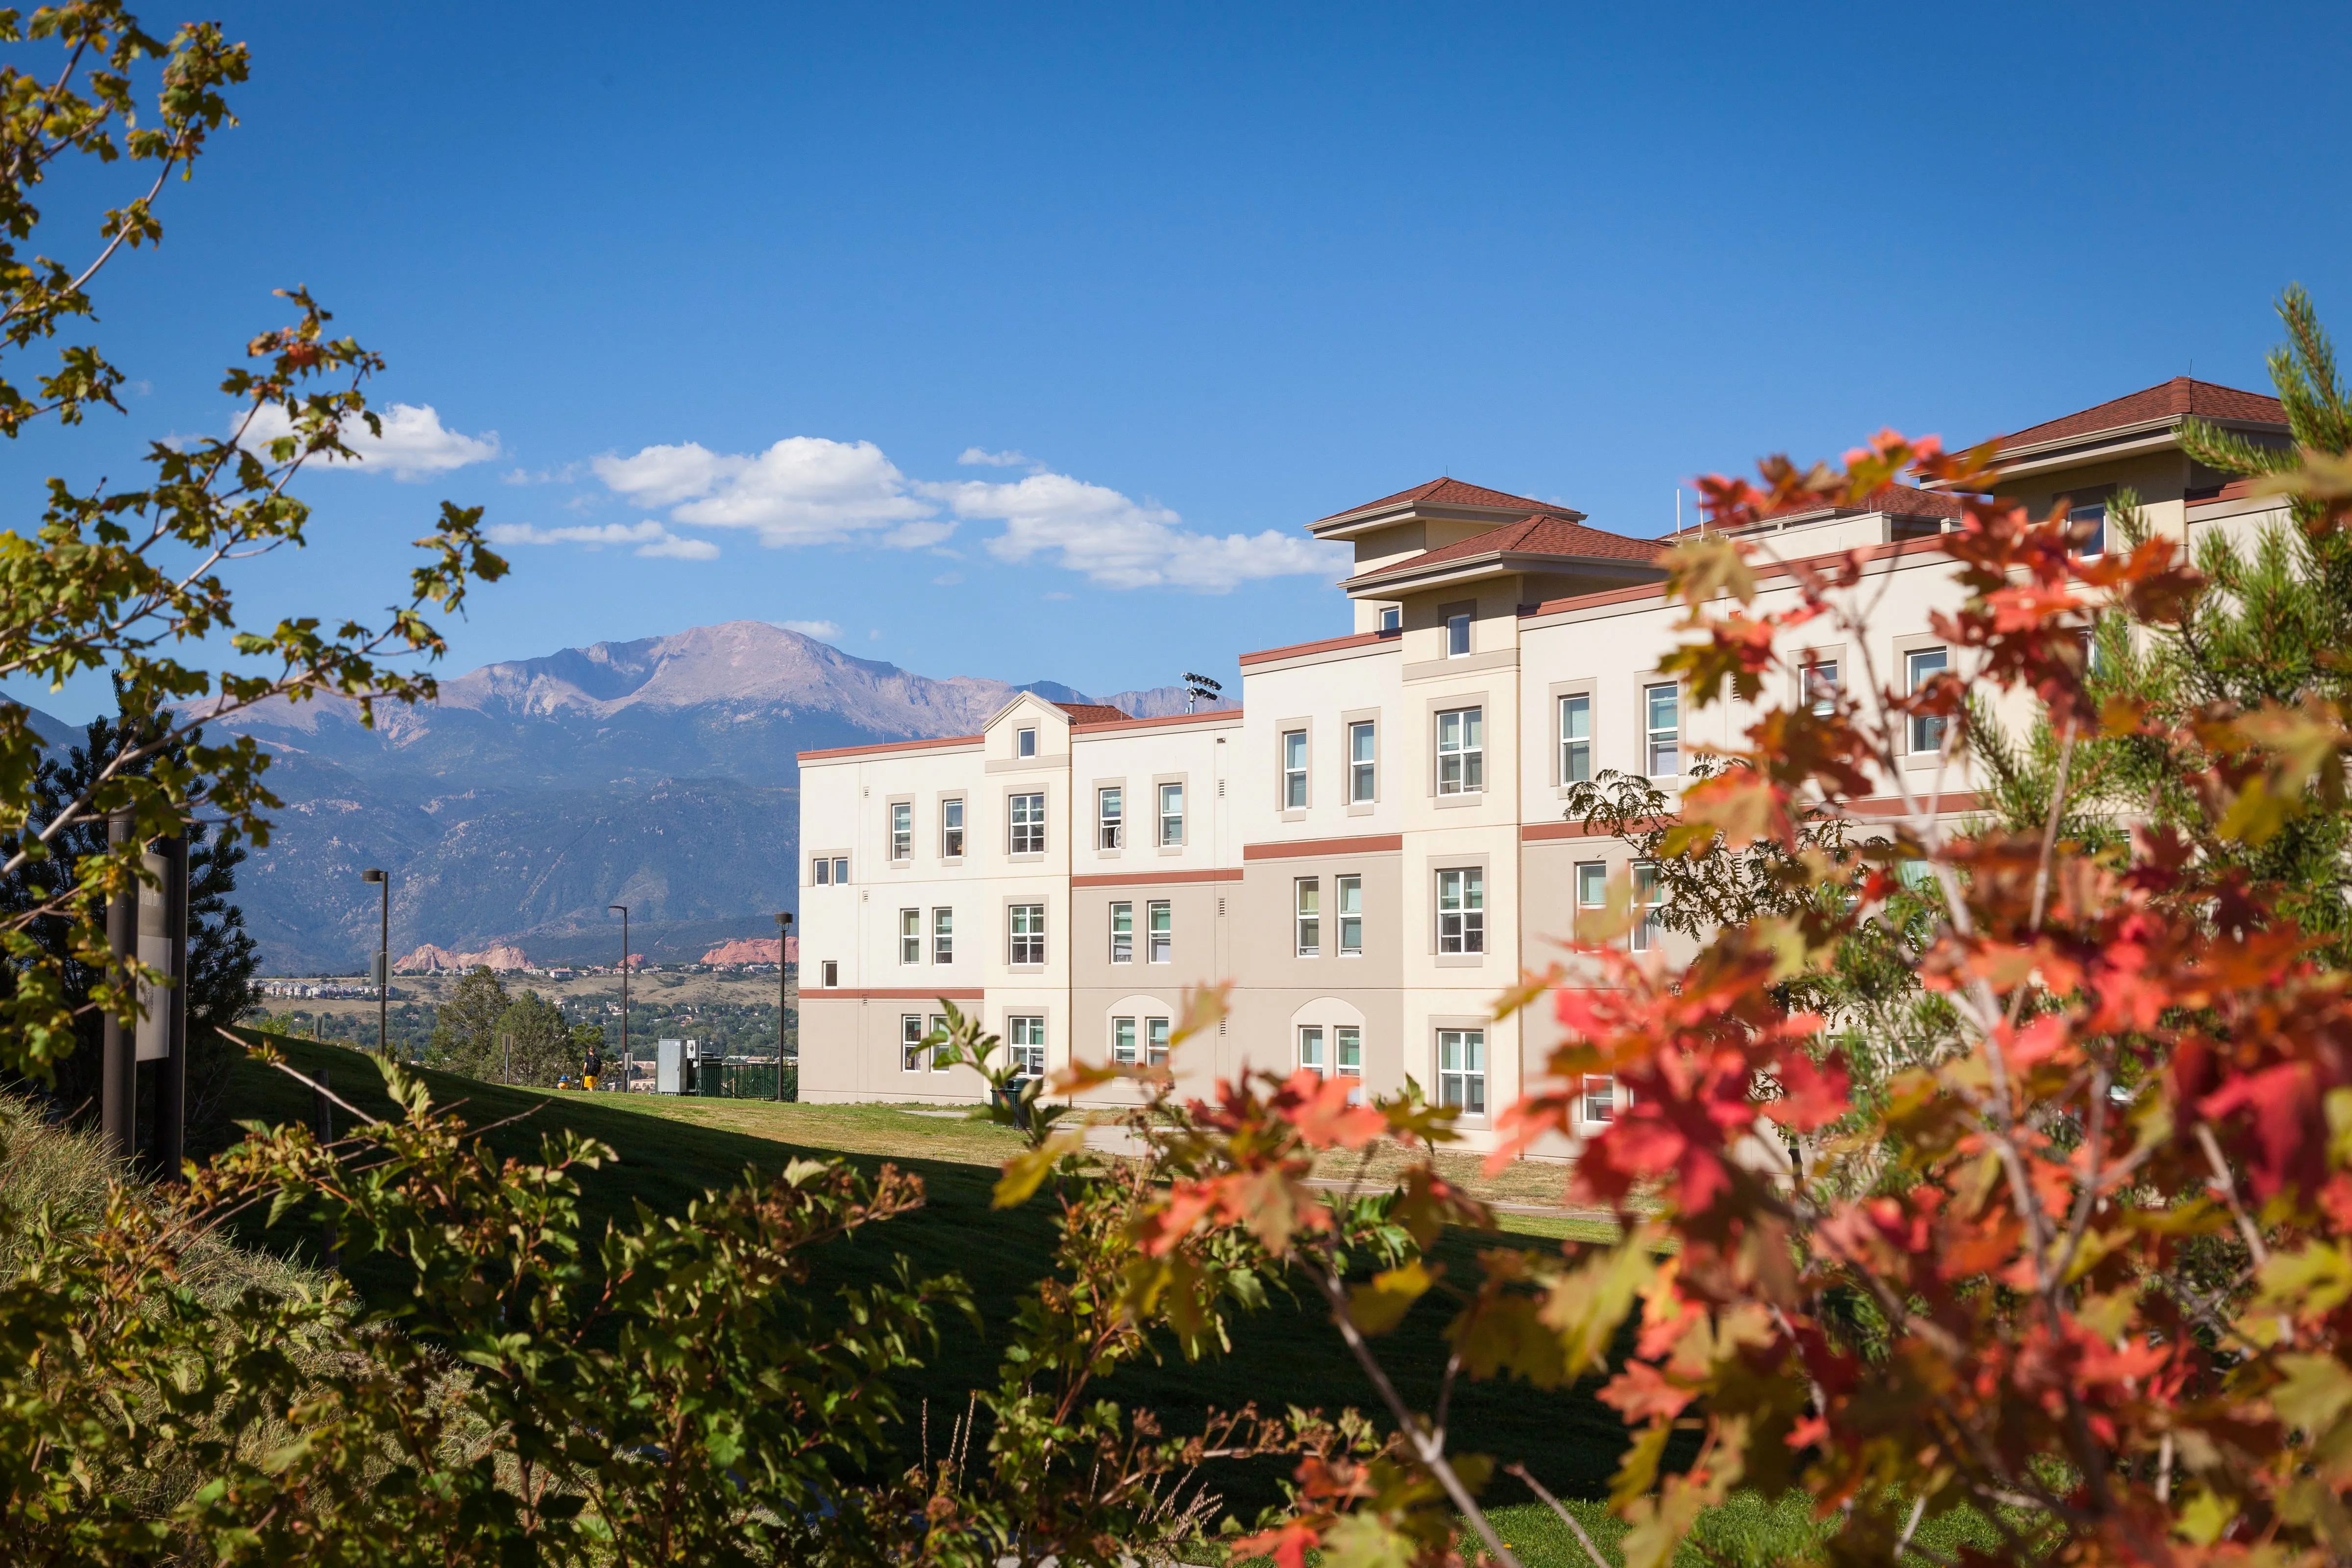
[832,856,848,885]
[942,799,964,858]
[1804,660,1840,716]
[1109,901,1133,964]
[1632,863,1663,953]
[1147,1016,1171,1066]
[1446,611,1472,657]
[930,1013,949,1071]
[1437,868,1484,955]
[1009,904,1045,966]
[1282,729,1308,809]
[1575,861,1606,937]
[1644,683,1680,777]
[821,960,839,988]
[1582,1074,1616,1124]
[1009,792,1045,855]
[1111,1016,1137,1064]
[1017,726,1037,758]
[931,907,954,964]
[1298,1025,1325,1077]
[1295,878,1320,956]
[1379,606,1401,633]
[1560,693,1591,784]
[2069,500,2107,556]
[1436,707,1483,795]
[1908,647,1949,753]
[898,908,920,964]
[1336,1025,1362,1090]
[1009,1015,1045,1078]
[1098,786,1123,849]
[1349,720,1376,802]
[1147,900,1172,963]
[812,857,831,885]
[901,1014,927,1073]
[1438,1029,1485,1115]
[890,802,911,861]
[1336,875,1363,956]
[1158,782,1184,846]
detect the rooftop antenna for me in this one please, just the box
[1183,672,1223,714]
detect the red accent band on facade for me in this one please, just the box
[1243,833,1404,860]
[796,734,983,763]
[1519,535,1957,623]
[1238,629,1399,667]
[1069,710,1245,735]
[1519,794,1982,842]
[801,987,987,1001]
[1071,867,1237,888]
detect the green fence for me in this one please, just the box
[693,1059,797,1101]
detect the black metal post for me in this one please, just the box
[100,809,136,1161]
[774,910,791,1101]
[610,903,629,1092]
[363,867,388,1058]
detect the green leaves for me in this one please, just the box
[1347,1259,1438,1335]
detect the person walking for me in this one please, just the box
[582,1041,603,1092]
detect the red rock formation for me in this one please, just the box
[696,936,798,966]
[394,942,531,974]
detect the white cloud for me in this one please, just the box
[931,571,964,587]
[782,619,842,639]
[588,435,1344,591]
[483,518,717,561]
[245,401,500,480]
[595,436,940,548]
[929,471,1347,591]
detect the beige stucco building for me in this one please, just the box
[795,377,2294,1151]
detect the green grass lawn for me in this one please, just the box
[210,1037,1995,1565]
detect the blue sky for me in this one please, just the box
[12,0,2352,720]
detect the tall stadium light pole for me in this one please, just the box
[774,910,792,1102]
[100,809,136,1160]
[362,868,389,1059]
[610,904,630,1092]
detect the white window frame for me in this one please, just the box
[1298,1024,1325,1078]
[1109,901,1133,964]
[1437,867,1484,955]
[811,857,831,886]
[1009,1015,1045,1078]
[1009,792,1046,856]
[1146,900,1173,964]
[1581,1073,1616,1124]
[1644,683,1680,778]
[1098,786,1123,850]
[931,906,954,964]
[1445,611,1472,657]
[1336,874,1363,956]
[898,907,920,965]
[2069,499,2107,557]
[929,1012,949,1072]
[1575,861,1606,939]
[1348,720,1376,803]
[889,802,912,862]
[1336,1025,1363,1091]
[1436,707,1483,796]
[1282,729,1308,809]
[1907,646,1950,754]
[901,1014,927,1073]
[1110,1015,1137,1065]
[1017,726,1037,758]
[1560,693,1592,784]
[1803,659,1840,716]
[1009,903,1046,966]
[1631,862,1663,953]
[832,856,849,885]
[1147,1015,1171,1066]
[1437,1029,1486,1116]
[941,798,964,859]
[1158,782,1185,846]
[1295,877,1320,957]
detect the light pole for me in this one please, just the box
[774,910,792,1101]
[610,903,629,1092]
[362,867,389,1059]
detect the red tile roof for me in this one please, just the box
[1349,513,1662,581]
[1052,702,1132,725]
[1745,483,1964,525]
[1999,376,2285,450]
[1238,629,1397,667]
[1316,476,1569,524]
